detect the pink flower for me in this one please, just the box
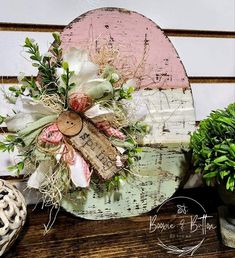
[39,124,63,144]
[68,93,92,113]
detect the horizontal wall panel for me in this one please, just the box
[0,32,54,76]
[1,0,234,32]
[0,32,234,77]
[170,37,235,77]
[191,83,235,121]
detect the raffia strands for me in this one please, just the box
[89,39,150,89]
[39,163,71,209]
[39,94,64,113]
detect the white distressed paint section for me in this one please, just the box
[1,83,234,124]
[191,83,235,121]
[139,89,195,144]
[0,32,234,77]
[1,0,234,31]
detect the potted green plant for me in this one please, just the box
[190,103,235,247]
[190,103,235,194]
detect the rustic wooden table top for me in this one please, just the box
[4,187,235,258]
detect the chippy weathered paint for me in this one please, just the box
[62,146,189,219]
[58,8,196,219]
[61,8,189,90]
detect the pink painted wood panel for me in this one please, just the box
[61,8,189,89]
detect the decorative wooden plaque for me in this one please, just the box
[57,111,122,179]
[58,8,196,219]
[70,119,122,180]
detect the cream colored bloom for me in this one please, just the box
[56,48,113,100]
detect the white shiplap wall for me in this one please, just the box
[0,0,234,184]
[1,0,235,31]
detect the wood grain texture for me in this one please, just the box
[3,187,235,257]
[1,0,234,32]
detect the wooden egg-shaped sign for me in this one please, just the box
[60,8,196,219]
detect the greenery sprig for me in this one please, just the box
[0,135,25,152]
[23,32,62,96]
[58,61,76,108]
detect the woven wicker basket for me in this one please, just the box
[0,179,27,256]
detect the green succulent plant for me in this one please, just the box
[190,103,235,191]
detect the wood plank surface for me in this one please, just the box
[191,84,235,121]
[3,187,235,257]
[1,0,234,32]
[0,32,234,77]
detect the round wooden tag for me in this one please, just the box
[57,111,83,136]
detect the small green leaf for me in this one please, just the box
[5,135,15,142]
[213,156,228,163]
[62,61,69,70]
[203,172,218,178]
[0,115,6,125]
[17,162,24,171]
[24,37,31,46]
[0,142,7,151]
[220,171,230,179]
[127,86,134,94]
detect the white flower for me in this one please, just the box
[56,48,113,100]
[122,79,137,90]
[27,161,52,189]
[43,52,53,58]
[111,73,120,82]
[5,96,57,132]
[84,104,114,118]
[82,79,113,99]
[56,48,98,89]
[121,91,148,122]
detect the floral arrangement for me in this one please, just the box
[0,33,150,215]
